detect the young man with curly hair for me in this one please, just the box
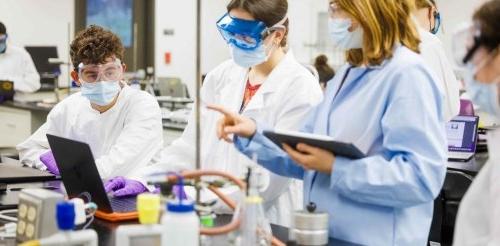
[16,25,163,197]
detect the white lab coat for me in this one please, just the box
[139,51,323,226]
[419,27,461,121]
[16,84,163,183]
[0,45,40,93]
[453,128,500,246]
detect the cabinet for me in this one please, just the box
[0,106,32,148]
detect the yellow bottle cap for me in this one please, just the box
[19,240,40,246]
[245,195,263,204]
[137,193,161,224]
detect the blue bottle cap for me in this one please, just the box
[166,200,195,213]
[56,201,76,231]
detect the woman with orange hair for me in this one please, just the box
[209,0,447,244]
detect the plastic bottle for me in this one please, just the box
[20,201,98,246]
[130,79,141,90]
[162,182,200,246]
[115,193,163,246]
[238,162,272,246]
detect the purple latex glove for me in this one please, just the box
[104,176,147,197]
[39,150,60,175]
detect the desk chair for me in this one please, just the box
[428,191,444,245]
[441,170,473,245]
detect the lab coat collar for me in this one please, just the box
[243,51,297,112]
[353,44,403,70]
[256,50,296,94]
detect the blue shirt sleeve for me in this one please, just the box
[329,65,447,208]
[234,123,305,180]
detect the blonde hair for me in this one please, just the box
[414,0,435,9]
[336,0,421,66]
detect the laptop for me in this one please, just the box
[447,116,480,162]
[0,158,57,184]
[46,134,138,222]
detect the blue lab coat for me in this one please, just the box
[235,46,447,245]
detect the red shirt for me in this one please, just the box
[241,79,262,111]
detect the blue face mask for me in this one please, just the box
[0,42,6,54]
[430,12,441,35]
[465,64,500,119]
[231,43,272,68]
[81,81,121,106]
[328,18,363,50]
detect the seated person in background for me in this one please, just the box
[16,25,163,197]
[313,54,335,90]
[0,21,40,93]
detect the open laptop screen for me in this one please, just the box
[447,116,479,153]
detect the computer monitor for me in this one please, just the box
[447,115,479,153]
[24,46,61,91]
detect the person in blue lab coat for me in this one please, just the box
[208,0,447,245]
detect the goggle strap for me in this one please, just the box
[262,14,288,36]
[274,14,288,28]
[463,37,482,64]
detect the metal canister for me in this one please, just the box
[292,210,329,246]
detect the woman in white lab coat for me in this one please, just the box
[413,0,461,121]
[16,26,163,197]
[453,1,500,245]
[138,0,323,226]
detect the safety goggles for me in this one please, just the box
[431,11,441,34]
[77,59,123,83]
[216,13,286,51]
[452,22,483,67]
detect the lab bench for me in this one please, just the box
[0,156,489,246]
[0,99,186,149]
[0,180,360,246]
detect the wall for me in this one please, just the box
[155,0,225,96]
[0,0,487,94]
[154,0,330,96]
[0,0,75,88]
[436,0,486,67]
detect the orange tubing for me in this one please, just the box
[165,170,285,245]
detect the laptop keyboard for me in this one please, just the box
[109,196,137,213]
[448,152,474,160]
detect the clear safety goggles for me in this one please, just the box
[328,2,346,19]
[452,22,483,67]
[216,13,287,51]
[77,59,123,83]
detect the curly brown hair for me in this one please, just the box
[70,25,124,70]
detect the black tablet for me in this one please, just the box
[263,130,366,159]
